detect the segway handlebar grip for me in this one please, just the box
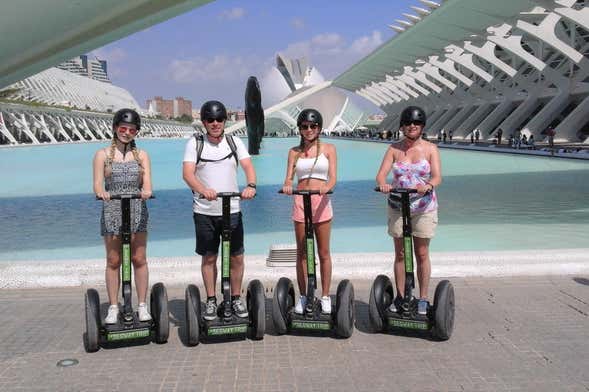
[373,187,417,194]
[278,189,333,195]
[96,194,155,200]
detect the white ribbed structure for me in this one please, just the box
[3,67,138,112]
[334,0,589,143]
[0,102,194,146]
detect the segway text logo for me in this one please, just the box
[222,242,230,277]
[306,239,315,274]
[107,329,150,341]
[122,244,131,281]
[292,321,331,330]
[388,319,429,330]
[208,325,248,335]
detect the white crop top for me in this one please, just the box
[295,153,329,181]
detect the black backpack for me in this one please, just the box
[193,133,238,165]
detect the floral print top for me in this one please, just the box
[391,159,438,213]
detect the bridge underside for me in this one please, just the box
[0,0,213,89]
[334,0,589,143]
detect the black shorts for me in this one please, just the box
[193,212,244,256]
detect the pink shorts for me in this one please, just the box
[291,194,333,223]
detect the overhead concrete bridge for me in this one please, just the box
[333,0,589,143]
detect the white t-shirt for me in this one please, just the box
[183,134,251,215]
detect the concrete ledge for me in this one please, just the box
[1,248,587,289]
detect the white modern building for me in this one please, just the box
[58,55,111,83]
[2,67,139,112]
[333,0,589,143]
[226,54,367,137]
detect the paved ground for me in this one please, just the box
[0,276,588,392]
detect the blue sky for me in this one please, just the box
[92,0,423,111]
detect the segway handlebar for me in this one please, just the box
[198,192,255,199]
[373,187,418,195]
[278,189,333,195]
[96,194,155,200]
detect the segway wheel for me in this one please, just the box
[150,282,169,343]
[432,280,455,341]
[247,279,266,340]
[185,284,201,346]
[84,288,100,353]
[272,277,295,335]
[368,275,395,332]
[335,280,355,338]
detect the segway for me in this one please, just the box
[84,194,169,352]
[272,190,354,338]
[369,187,454,340]
[185,192,265,345]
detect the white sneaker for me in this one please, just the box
[138,303,152,322]
[294,295,307,314]
[105,304,119,324]
[321,296,331,314]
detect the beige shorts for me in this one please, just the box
[387,208,438,239]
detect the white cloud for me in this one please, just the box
[166,54,266,84]
[349,30,383,55]
[276,30,384,80]
[290,17,305,30]
[219,7,245,20]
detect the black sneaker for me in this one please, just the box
[203,298,217,321]
[231,298,249,318]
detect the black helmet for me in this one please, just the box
[297,108,323,129]
[200,100,227,121]
[113,108,141,130]
[399,106,426,127]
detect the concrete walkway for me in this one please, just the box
[0,276,588,391]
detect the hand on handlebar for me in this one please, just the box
[96,191,111,201]
[241,186,256,199]
[377,183,393,193]
[140,190,153,200]
[415,184,430,196]
[281,184,293,195]
[201,188,217,201]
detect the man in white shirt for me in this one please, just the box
[182,100,257,321]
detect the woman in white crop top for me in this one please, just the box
[282,108,337,315]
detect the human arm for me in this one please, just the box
[375,146,395,193]
[417,144,442,195]
[239,157,257,199]
[139,150,153,199]
[281,148,297,195]
[93,149,110,200]
[320,143,337,194]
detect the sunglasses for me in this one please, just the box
[204,118,225,124]
[299,123,319,131]
[117,125,138,135]
[401,121,424,127]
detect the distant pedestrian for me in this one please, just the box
[474,129,480,144]
[497,128,503,145]
[442,130,447,143]
[448,130,453,141]
[547,126,555,148]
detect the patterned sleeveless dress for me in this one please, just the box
[100,160,148,236]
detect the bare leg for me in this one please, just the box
[104,235,122,305]
[130,232,148,303]
[230,254,244,296]
[294,221,307,295]
[413,237,431,299]
[201,254,218,297]
[393,237,405,298]
[314,220,332,297]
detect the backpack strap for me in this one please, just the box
[225,134,239,166]
[193,133,204,164]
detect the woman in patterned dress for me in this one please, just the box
[92,108,153,324]
[376,106,442,316]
